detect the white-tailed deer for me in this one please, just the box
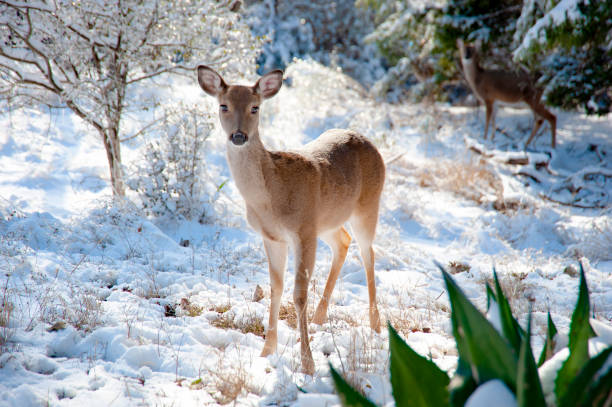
[457,39,557,148]
[197,66,384,374]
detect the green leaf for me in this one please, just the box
[493,270,522,352]
[449,358,477,407]
[517,312,546,407]
[329,364,378,407]
[555,264,597,404]
[537,312,558,367]
[485,283,496,312]
[216,180,228,191]
[560,346,612,407]
[440,266,518,390]
[586,362,612,407]
[388,324,450,407]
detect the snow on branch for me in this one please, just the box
[514,0,584,59]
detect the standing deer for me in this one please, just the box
[196,66,384,374]
[457,39,557,148]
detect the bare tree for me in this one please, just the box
[0,0,256,195]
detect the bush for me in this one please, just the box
[127,103,216,221]
[331,264,612,406]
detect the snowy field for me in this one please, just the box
[0,60,611,406]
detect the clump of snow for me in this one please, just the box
[465,379,517,407]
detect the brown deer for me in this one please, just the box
[196,66,385,374]
[457,39,557,148]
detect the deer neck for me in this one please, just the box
[225,131,274,206]
[462,57,482,92]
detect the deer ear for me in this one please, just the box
[197,65,227,97]
[254,70,283,99]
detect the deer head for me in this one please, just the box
[197,66,283,146]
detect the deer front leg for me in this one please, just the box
[525,116,544,149]
[261,239,287,357]
[484,100,494,140]
[293,235,317,375]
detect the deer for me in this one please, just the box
[196,65,385,375]
[457,39,557,148]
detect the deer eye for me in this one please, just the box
[251,106,259,114]
[220,104,228,112]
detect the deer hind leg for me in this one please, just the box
[484,100,494,140]
[312,227,351,325]
[293,234,317,375]
[261,238,287,357]
[350,207,381,334]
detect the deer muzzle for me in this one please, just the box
[230,131,248,146]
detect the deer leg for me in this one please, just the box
[293,234,317,375]
[525,116,544,148]
[350,211,381,334]
[312,227,351,325]
[484,100,494,140]
[261,238,287,357]
[533,103,557,148]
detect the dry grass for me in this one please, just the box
[416,160,503,205]
[179,298,203,317]
[278,302,297,329]
[210,306,265,338]
[448,261,471,274]
[0,274,14,351]
[58,285,103,332]
[378,285,450,339]
[277,301,317,330]
[332,326,386,397]
[480,271,533,315]
[327,309,360,328]
[201,351,260,405]
[0,300,14,351]
[209,303,231,314]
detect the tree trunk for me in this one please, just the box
[102,127,125,196]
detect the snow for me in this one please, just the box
[465,380,517,407]
[0,59,611,406]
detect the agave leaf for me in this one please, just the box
[486,283,496,311]
[449,358,477,407]
[517,312,546,407]
[440,267,518,390]
[537,312,558,367]
[555,264,597,404]
[560,346,612,407]
[329,364,378,407]
[586,362,612,407]
[388,324,450,407]
[493,270,522,352]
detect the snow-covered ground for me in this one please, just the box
[0,60,611,406]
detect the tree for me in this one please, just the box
[0,0,257,195]
[513,0,612,114]
[361,0,610,114]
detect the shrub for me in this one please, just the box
[331,264,612,406]
[127,103,216,221]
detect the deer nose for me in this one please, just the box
[230,131,248,146]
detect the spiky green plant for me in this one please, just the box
[330,264,612,407]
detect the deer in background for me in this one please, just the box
[197,66,385,374]
[457,39,557,148]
